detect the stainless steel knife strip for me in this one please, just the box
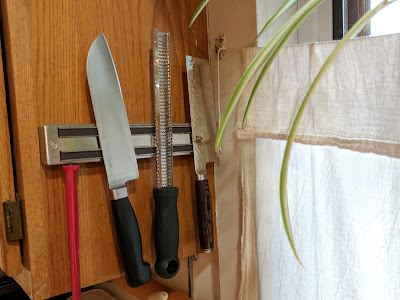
[153,29,173,188]
[38,123,193,166]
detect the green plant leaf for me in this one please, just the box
[189,0,209,27]
[243,0,322,129]
[215,0,325,150]
[280,0,395,266]
[252,0,298,47]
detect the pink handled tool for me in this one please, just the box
[62,164,81,300]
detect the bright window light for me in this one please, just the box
[370,0,400,36]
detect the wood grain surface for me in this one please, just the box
[0,0,209,299]
[0,32,22,277]
[113,277,191,300]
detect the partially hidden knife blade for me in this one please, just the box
[87,33,151,287]
[186,55,217,253]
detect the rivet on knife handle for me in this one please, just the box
[153,29,180,279]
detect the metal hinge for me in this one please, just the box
[3,196,24,242]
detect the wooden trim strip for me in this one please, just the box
[0,26,22,277]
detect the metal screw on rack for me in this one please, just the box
[49,141,58,150]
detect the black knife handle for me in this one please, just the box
[153,187,180,279]
[111,197,151,287]
[195,179,214,252]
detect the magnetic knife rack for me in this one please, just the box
[39,124,192,165]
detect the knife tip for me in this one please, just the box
[86,33,108,70]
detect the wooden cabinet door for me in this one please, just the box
[1,1,208,299]
[0,33,22,278]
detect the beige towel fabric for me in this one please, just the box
[237,34,400,158]
[219,34,400,299]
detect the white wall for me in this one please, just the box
[211,49,244,300]
[208,1,258,299]
[256,0,298,46]
[297,0,332,43]
[256,0,333,46]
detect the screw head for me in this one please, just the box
[49,141,58,150]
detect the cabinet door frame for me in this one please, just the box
[0,30,22,277]
[0,0,210,299]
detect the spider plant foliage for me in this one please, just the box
[190,0,397,265]
[252,0,299,46]
[189,0,210,27]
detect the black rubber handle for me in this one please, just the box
[153,187,180,279]
[111,197,151,287]
[195,179,214,252]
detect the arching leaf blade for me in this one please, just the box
[215,0,325,150]
[243,0,321,128]
[252,0,299,46]
[190,0,210,27]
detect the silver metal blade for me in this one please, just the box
[153,29,173,188]
[87,33,139,190]
[186,56,217,178]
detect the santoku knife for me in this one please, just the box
[87,33,151,287]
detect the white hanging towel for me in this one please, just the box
[223,33,400,300]
[237,33,400,158]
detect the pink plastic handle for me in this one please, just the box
[62,164,81,300]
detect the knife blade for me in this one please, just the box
[86,33,151,287]
[186,56,217,253]
[152,29,180,279]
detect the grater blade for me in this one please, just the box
[153,29,173,188]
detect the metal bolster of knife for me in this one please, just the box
[111,187,128,200]
[196,172,207,181]
[38,123,193,166]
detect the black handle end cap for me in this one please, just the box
[155,257,180,279]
